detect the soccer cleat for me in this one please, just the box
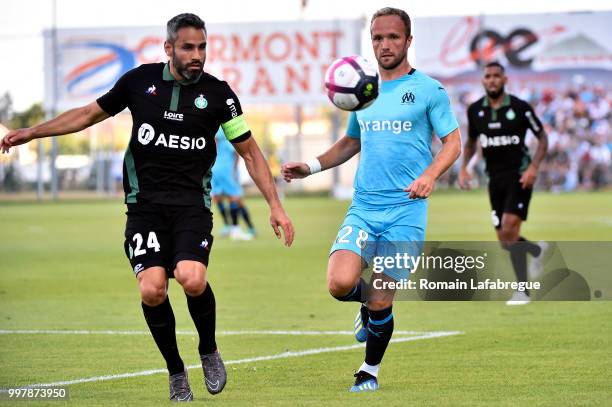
[528,241,550,279]
[350,371,379,392]
[219,225,231,238]
[247,227,257,238]
[506,290,531,305]
[169,370,194,402]
[230,226,253,241]
[200,350,227,395]
[354,304,369,343]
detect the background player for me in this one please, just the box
[459,61,548,305]
[282,7,461,392]
[0,13,294,401]
[211,129,257,240]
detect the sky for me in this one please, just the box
[1,0,610,111]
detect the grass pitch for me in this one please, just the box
[0,190,611,406]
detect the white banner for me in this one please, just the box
[44,20,362,110]
[414,12,612,78]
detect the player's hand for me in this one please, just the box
[520,164,538,189]
[270,206,295,247]
[281,162,311,183]
[1,128,35,153]
[458,167,472,190]
[405,173,436,199]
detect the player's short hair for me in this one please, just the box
[371,7,412,38]
[484,61,505,73]
[166,13,207,43]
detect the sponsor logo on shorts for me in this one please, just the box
[200,239,209,250]
[136,123,207,150]
[133,263,144,274]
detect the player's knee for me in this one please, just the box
[498,228,519,248]
[181,275,207,296]
[140,283,166,306]
[327,274,358,299]
[176,269,206,296]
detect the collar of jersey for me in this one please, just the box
[162,63,200,86]
[482,93,510,108]
[383,68,416,84]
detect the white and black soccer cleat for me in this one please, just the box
[200,350,227,395]
[169,369,194,402]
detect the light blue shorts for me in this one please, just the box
[211,172,243,197]
[329,200,427,281]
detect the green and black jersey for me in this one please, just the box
[97,63,250,206]
[467,94,543,177]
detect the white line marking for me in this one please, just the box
[22,331,462,388]
[0,329,432,336]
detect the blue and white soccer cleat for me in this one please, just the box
[350,371,379,392]
[353,304,369,343]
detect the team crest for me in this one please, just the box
[506,109,516,120]
[401,91,416,104]
[195,94,208,109]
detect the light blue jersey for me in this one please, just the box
[331,69,458,280]
[211,129,242,197]
[346,69,458,208]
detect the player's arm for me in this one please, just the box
[458,112,479,190]
[0,102,109,153]
[281,135,360,182]
[519,128,548,189]
[406,128,462,199]
[232,136,294,247]
[519,105,548,189]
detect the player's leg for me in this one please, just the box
[171,206,226,395]
[124,203,192,398]
[496,178,543,304]
[352,215,425,393]
[137,267,193,401]
[212,195,231,237]
[228,196,252,241]
[236,197,256,236]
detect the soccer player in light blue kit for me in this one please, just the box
[282,7,461,392]
[212,129,257,240]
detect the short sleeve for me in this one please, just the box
[219,84,251,143]
[523,103,543,137]
[427,84,459,139]
[346,112,361,139]
[96,70,132,116]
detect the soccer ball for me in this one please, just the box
[324,56,380,111]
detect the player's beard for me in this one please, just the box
[486,84,505,100]
[378,50,407,71]
[172,54,203,82]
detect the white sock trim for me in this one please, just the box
[359,361,380,378]
[306,158,322,174]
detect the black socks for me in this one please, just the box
[365,306,394,366]
[186,283,217,355]
[142,297,184,376]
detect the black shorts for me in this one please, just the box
[488,172,533,229]
[123,201,214,277]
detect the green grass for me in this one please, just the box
[0,190,611,406]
